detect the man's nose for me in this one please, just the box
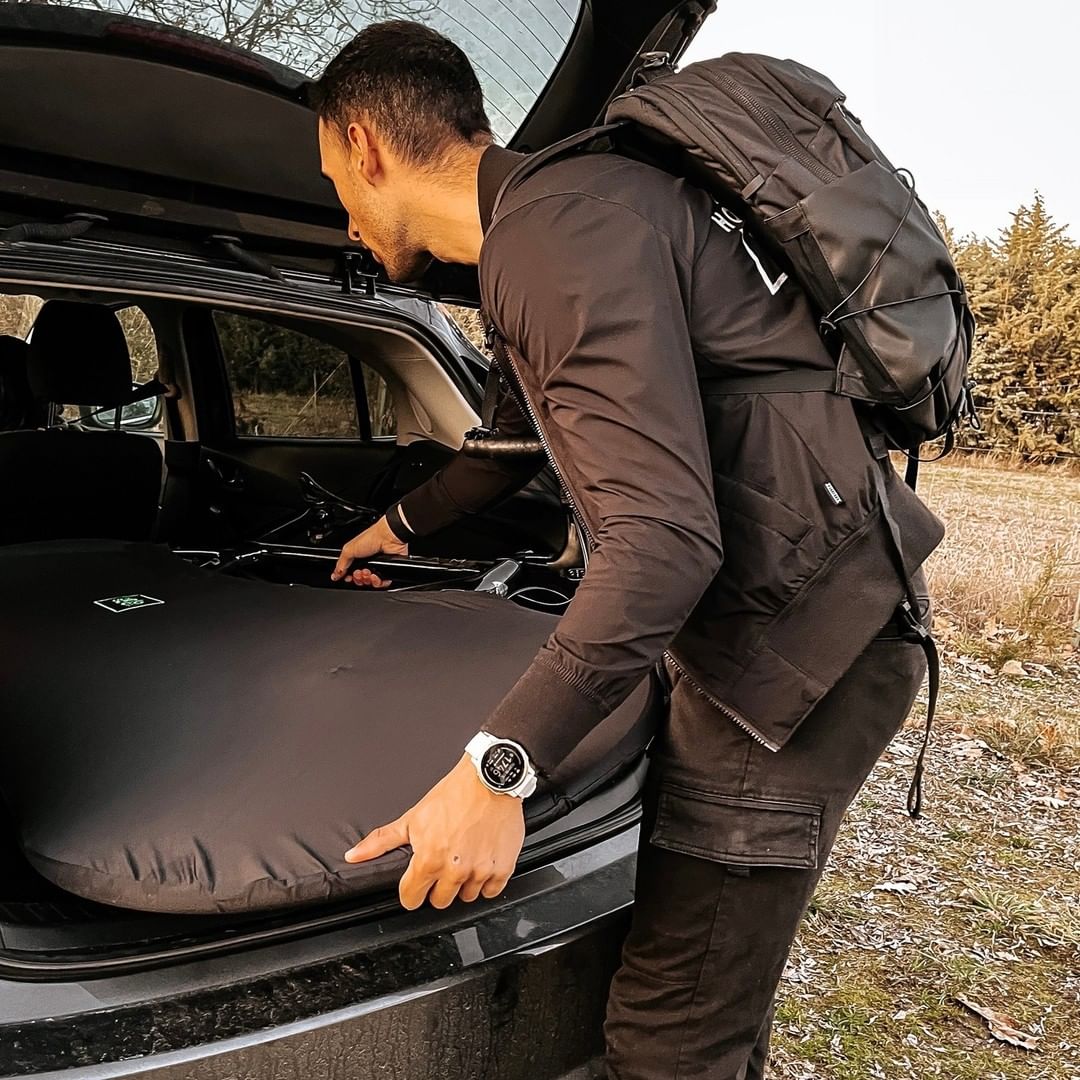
[348,218,362,244]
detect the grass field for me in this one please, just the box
[920,459,1080,654]
[767,459,1079,1079]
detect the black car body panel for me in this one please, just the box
[0,826,638,1078]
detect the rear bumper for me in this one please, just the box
[1,829,637,1080]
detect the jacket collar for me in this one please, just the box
[477,144,526,234]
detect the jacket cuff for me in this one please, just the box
[384,501,419,543]
[482,657,606,778]
[392,483,467,540]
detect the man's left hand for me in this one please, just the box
[344,754,526,910]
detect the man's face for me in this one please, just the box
[318,117,433,283]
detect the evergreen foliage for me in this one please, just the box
[946,194,1080,462]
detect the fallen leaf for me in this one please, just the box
[873,879,918,894]
[1000,660,1027,677]
[1034,795,1068,809]
[956,995,1040,1050]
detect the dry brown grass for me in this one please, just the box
[915,460,1080,656]
[909,459,1080,771]
[233,391,359,438]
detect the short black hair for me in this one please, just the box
[310,21,493,166]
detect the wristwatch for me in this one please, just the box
[464,731,538,799]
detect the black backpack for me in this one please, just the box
[614,53,980,476]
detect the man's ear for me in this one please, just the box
[347,121,380,186]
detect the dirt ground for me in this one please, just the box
[767,461,1079,1079]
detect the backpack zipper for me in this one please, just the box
[697,67,837,186]
[640,82,759,191]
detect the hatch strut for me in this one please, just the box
[0,212,106,244]
[209,234,284,282]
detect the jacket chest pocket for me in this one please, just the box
[712,474,813,546]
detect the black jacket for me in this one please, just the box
[390,145,944,776]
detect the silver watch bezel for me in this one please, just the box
[465,732,538,798]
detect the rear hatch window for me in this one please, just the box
[54,0,582,142]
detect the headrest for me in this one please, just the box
[28,301,134,406]
[0,335,46,430]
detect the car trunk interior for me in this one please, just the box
[0,280,645,978]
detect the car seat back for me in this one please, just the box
[0,302,162,545]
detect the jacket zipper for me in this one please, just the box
[488,327,777,753]
[697,67,837,187]
[661,650,779,751]
[487,330,594,563]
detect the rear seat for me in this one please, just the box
[0,301,162,545]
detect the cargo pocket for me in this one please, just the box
[650,783,821,869]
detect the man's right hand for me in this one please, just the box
[331,515,409,588]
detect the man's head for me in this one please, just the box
[311,21,493,282]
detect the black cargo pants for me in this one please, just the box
[604,627,927,1079]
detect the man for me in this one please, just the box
[310,21,943,1079]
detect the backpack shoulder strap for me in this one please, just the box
[489,123,624,227]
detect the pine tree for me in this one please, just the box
[951,194,1080,461]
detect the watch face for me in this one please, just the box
[480,743,526,791]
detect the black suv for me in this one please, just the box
[0,3,710,1076]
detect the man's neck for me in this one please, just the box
[412,143,489,267]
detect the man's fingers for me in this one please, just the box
[481,868,513,899]
[331,543,356,582]
[344,818,408,863]
[428,871,468,910]
[348,568,389,588]
[398,856,440,910]
[458,873,489,904]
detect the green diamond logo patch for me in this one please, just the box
[94,594,165,614]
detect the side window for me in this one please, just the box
[213,311,396,440]
[363,365,396,438]
[0,293,44,338]
[118,306,160,384]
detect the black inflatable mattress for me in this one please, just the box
[0,541,653,914]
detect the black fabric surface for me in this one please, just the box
[0,541,652,914]
[0,428,162,545]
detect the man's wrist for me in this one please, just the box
[384,502,417,544]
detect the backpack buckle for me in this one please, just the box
[896,599,929,642]
[633,51,673,86]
